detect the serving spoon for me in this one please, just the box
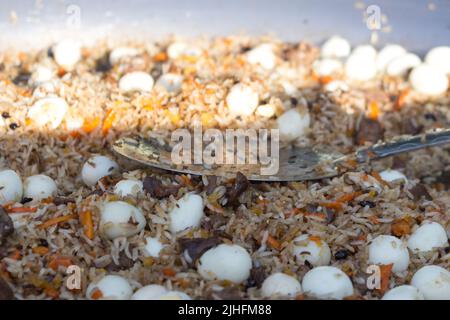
[112,129,450,181]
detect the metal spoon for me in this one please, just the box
[112,129,450,181]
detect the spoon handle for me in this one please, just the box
[355,129,450,163]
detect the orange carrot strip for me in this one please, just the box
[9,249,21,260]
[32,246,49,256]
[91,288,103,300]
[368,216,380,225]
[82,117,101,134]
[162,267,177,277]
[102,109,116,135]
[48,256,72,271]
[267,235,281,250]
[44,287,59,299]
[319,201,343,210]
[336,191,362,203]
[153,52,168,62]
[394,89,410,110]
[368,101,380,121]
[79,210,94,240]
[38,214,76,229]
[6,206,38,214]
[378,264,393,294]
[308,235,323,246]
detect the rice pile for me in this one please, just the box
[0,35,448,300]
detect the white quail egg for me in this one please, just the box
[345,53,377,81]
[113,179,143,197]
[425,46,450,75]
[368,235,410,273]
[109,47,140,65]
[292,234,331,267]
[351,44,377,59]
[277,108,310,141]
[0,169,23,205]
[382,285,425,300]
[226,83,259,117]
[31,65,55,85]
[409,64,448,96]
[321,36,351,59]
[407,221,448,253]
[197,244,252,283]
[261,273,302,298]
[302,266,354,300]
[376,44,406,72]
[169,193,204,234]
[247,43,276,69]
[81,155,119,187]
[143,237,164,258]
[86,275,133,300]
[23,174,57,201]
[119,71,154,93]
[312,58,343,77]
[411,265,450,300]
[386,53,421,77]
[99,201,146,239]
[155,73,183,93]
[52,40,81,70]
[131,285,168,300]
[28,97,68,129]
[255,104,276,118]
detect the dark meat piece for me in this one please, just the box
[358,200,376,208]
[143,176,181,199]
[0,277,14,300]
[226,172,250,205]
[334,249,349,260]
[247,266,266,288]
[107,251,135,271]
[402,119,423,135]
[178,237,222,264]
[408,184,432,201]
[436,171,450,189]
[12,71,31,86]
[205,175,219,195]
[355,117,384,145]
[0,207,14,243]
[53,197,76,206]
[94,52,112,73]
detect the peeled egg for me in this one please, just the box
[226,84,259,117]
[131,285,168,300]
[376,44,406,72]
[0,169,23,205]
[247,44,276,69]
[119,71,154,93]
[155,73,183,93]
[302,266,353,300]
[169,193,204,233]
[425,46,450,75]
[261,273,302,298]
[277,108,310,141]
[382,285,425,300]
[256,104,276,118]
[197,244,252,283]
[109,47,140,65]
[113,179,143,197]
[321,36,351,59]
[292,234,331,267]
[31,66,54,85]
[28,97,68,129]
[167,42,200,59]
[368,235,410,273]
[407,221,448,253]
[411,265,450,300]
[99,201,146,239]
[159,291,192,300]
[345,53,377,81]
[143,237,164,257]
[52,40,81,70]
[23,174,57,201]
[312,58,343,77]
[386,53,421,77]
[409,64,449,96]
[81,155,119,187]
[324,80,349,92]
[86,275,133,300]
[351,45,377,59]
[379,169,407,183]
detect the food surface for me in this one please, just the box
[0,35,449,300]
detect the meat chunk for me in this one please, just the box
[143,176,181,199]
[0,207,14,243]
[226,172,250,205]
[355,117,384,145]
[178,237,222,264]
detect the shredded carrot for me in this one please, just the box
[319,201,343,210]
[9,249,21,260]
[179,175,193,187]
[44,287,59,299]
[48,256,72,271]
[319,75,334,85]
[153,52,168,62]
[102,109,116,135]
[267,235,281,250]
[394,89,410,110]
[368,101,380,121]
[82,117,101,133]
[303,212,327,220]
[370,171,387,185]
[162,267,177,277]
[91,288,103,300]
[79,210,94,240]
[368,215,380,225]
[6,206,38,214]
[308,235,323,247]
[336,191,362,203]
[378,264,393,294]
[38,214,76,229]
[32,246,49,256]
